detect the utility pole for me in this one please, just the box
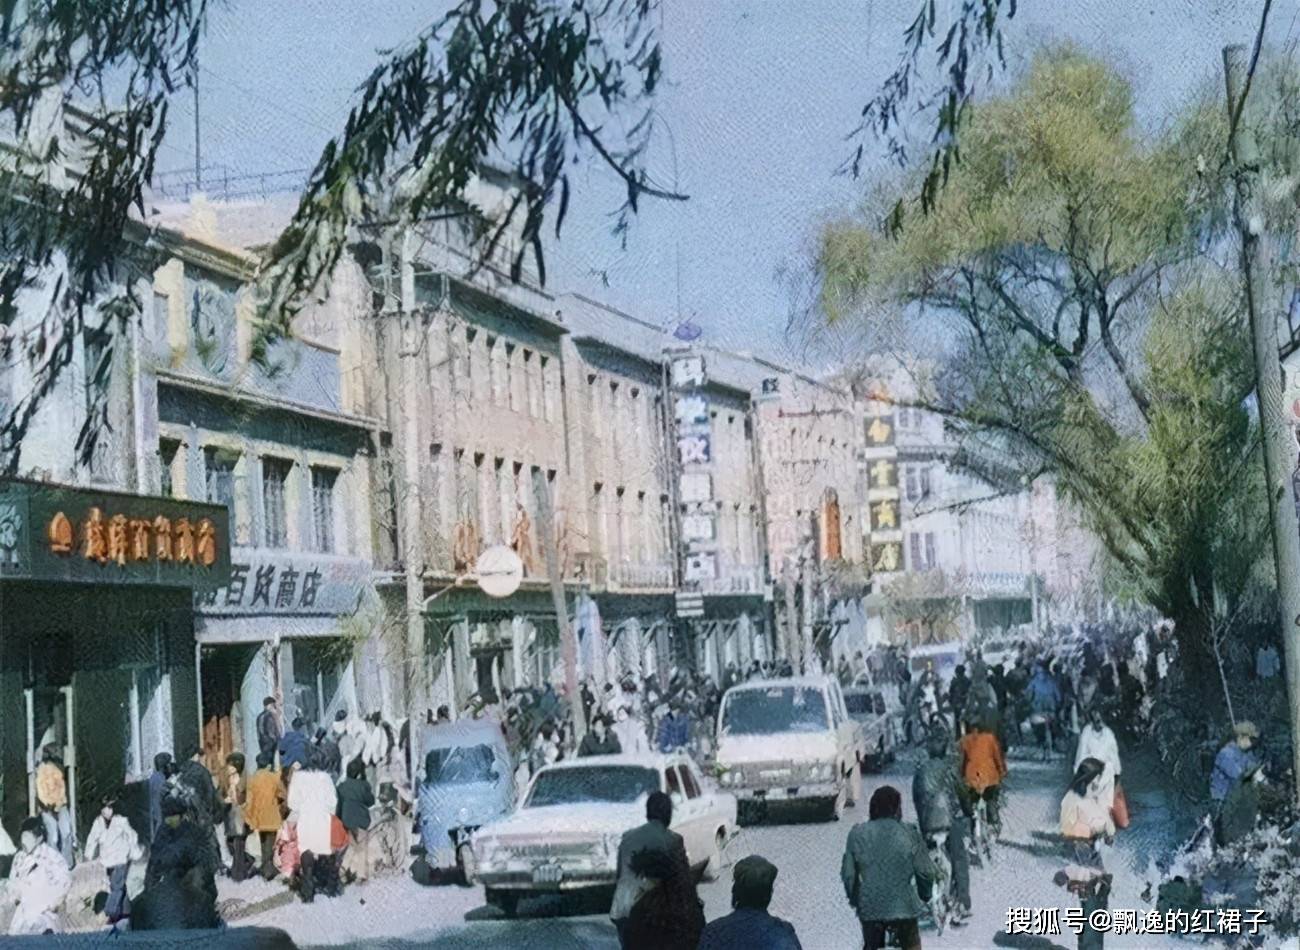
[1225,45,1300,801]
[532,467,586,743]
[192,52,202,190]
[396,228,427,742]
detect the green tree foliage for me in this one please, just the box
[819,47,1279,697]
[0,0,677,473]
[0,1,207,472]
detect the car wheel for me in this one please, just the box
[456,842,477,887]
[486,887,519,918]
[702,829,726,881]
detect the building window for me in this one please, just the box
[488,336,505,405]
[204,447,238,516]
[589,375,603,438]
[506,342,519,411]
[904,464,932,503]
[908,531,937,571]
[262,457,292,549]
[310,466,338,553]
[541,356,557,422]
[159,439,180,497]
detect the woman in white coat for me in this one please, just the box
[286,749,339,903]
[1073,706,1122,814]
[6,817,71,935]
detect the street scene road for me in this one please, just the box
[5,2,1300,949]
[230,745,1190,949]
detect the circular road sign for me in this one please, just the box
[475,544,524,599]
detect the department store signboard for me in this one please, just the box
[194,546,370,616]
[0,478,231,590]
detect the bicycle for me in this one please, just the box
[968,791,1000,864]
[923,831,954,935]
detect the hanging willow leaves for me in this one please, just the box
[257,0,685,342]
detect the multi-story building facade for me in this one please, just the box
[1,107,233,839]
[146,198,380,772]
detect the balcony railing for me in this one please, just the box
[607,561,674,591]
[698,566,766,596]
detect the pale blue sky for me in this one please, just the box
[162,0,1275,365]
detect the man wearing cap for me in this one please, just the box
[698,854,802,949]
[1210,721,1261,808]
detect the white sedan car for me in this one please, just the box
[473,752,737,918]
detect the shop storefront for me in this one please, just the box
[193,546,373,771]
[0,478,231,840]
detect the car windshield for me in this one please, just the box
[425,744,498,785]
[843,692,874,715]
[720,686,829,736]
[526,766,659,807]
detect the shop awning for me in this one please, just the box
[195,614,347,644]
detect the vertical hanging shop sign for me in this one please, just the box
[671,352,718,604]
[862,383,904,580]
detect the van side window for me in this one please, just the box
[678,765,701,799]
[665,767,683,797]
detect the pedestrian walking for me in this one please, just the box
[256,697,282,763]
[35,745,75,868]
[698,853,802,950]
[610,791,691,947]
[287,748,340,903]
[5,816,72,935]
[135,795,220,931]
[1026,663,1062,759]
[175,746,223,874]
[222,752,251,881]
[147,752,174,843]
[336,757,375,884]
[83,793,142,924]
[840,785,936,950]
[612,706,649,754]
[620,845,705,950]
[332,708,366,776]
[361,711,390,792]
[244,751,285,881]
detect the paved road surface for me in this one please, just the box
[231,744,1196,949]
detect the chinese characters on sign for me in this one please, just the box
[1003,906,1267,938]
[194,548,369,616]
[870,499,899,532]
[197,561,324,610]
[870,541,903,574]
[865,414,895,447]
[48,508,219,568]
[671,352,719,588]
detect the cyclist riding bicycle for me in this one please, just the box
[911,723,971,926]
[958,719,1007,840]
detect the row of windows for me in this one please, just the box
[907,531,938,571]
[451,326,559,421]
[159,440,339,553]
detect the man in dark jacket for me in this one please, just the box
[147,752,174,842]
[256,697,282,762]
[578,714,623,757]
[947,665,971,723]
[278,718,310,776]
[175,748,222,873]
[610,791,690,947]
[841,785,935,950]
[314,727,342,779]
[136,795,220,931]
[910,730,970,923]
[698,854,802,949]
